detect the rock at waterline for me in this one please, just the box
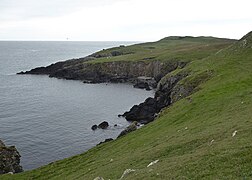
[97,138,113,146]
[91,124,98,130]
[122,97,158,124]
[133,76,157,90]
[0,140,23,174]
[98,121,109,129]
[118,121,138,138]
[133,81,151,90]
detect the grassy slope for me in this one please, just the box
[85,36,234,64]
[3,35,252,179]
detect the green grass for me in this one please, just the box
[2,34,252,179]
[83,36,235,64]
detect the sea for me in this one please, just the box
[0,41,154,170]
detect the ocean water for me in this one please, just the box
[0,41,153,170]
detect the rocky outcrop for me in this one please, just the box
[122,69,212,124]
[155,71,189,105]
[122,98,158,124]
[134,81,151,90]
[117,122,138,138]
[0,140,23,174]
[133,76,157,90]
[91,122,109,130]
[18,57,186,89]
[122,71,188,124]
[98,121,109,129]
[169,70,213,103]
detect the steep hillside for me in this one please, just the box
[4,32,252,179]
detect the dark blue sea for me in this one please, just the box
[0,41,153,170]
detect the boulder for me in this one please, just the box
[91,125,98,131]
[117,122,138,138]
[122,98,158,124]
[0,140,23,174]
[98,121,109,129]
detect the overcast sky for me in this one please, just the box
[0,0,251,41]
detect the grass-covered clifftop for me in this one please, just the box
[6,32,252,179]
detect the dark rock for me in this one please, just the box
[123,97,158,124]
[97,138,113,145]
[145,86,151,91]
[17,57,182,90]
[17,61,66,75]
[83,80,92,84]
[122,71,189,124]
[0,140,23,174]
[17,71,25,75]
[98,121,109,129]
[91,125,98,130]
[154,74,163,83]
[117,122,138,138]
[133,76,158,90]
[133,82,150,90]
[114,124,118,127]
[110,76,128,83]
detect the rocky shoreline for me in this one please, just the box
[18,53,187,88]
[18,58,190,124]
[121,70,190,124]
[15,40,216,165]
[17,50,207,140]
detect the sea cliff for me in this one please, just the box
[18,36,234,124]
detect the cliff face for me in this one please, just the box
[122,68,213,124]
[122,70,189,124]
[19,59,187,87]
[0,140,23,174]
[18,35,234,86]
[17,36,235,124]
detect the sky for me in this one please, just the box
[0,0,251,41]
